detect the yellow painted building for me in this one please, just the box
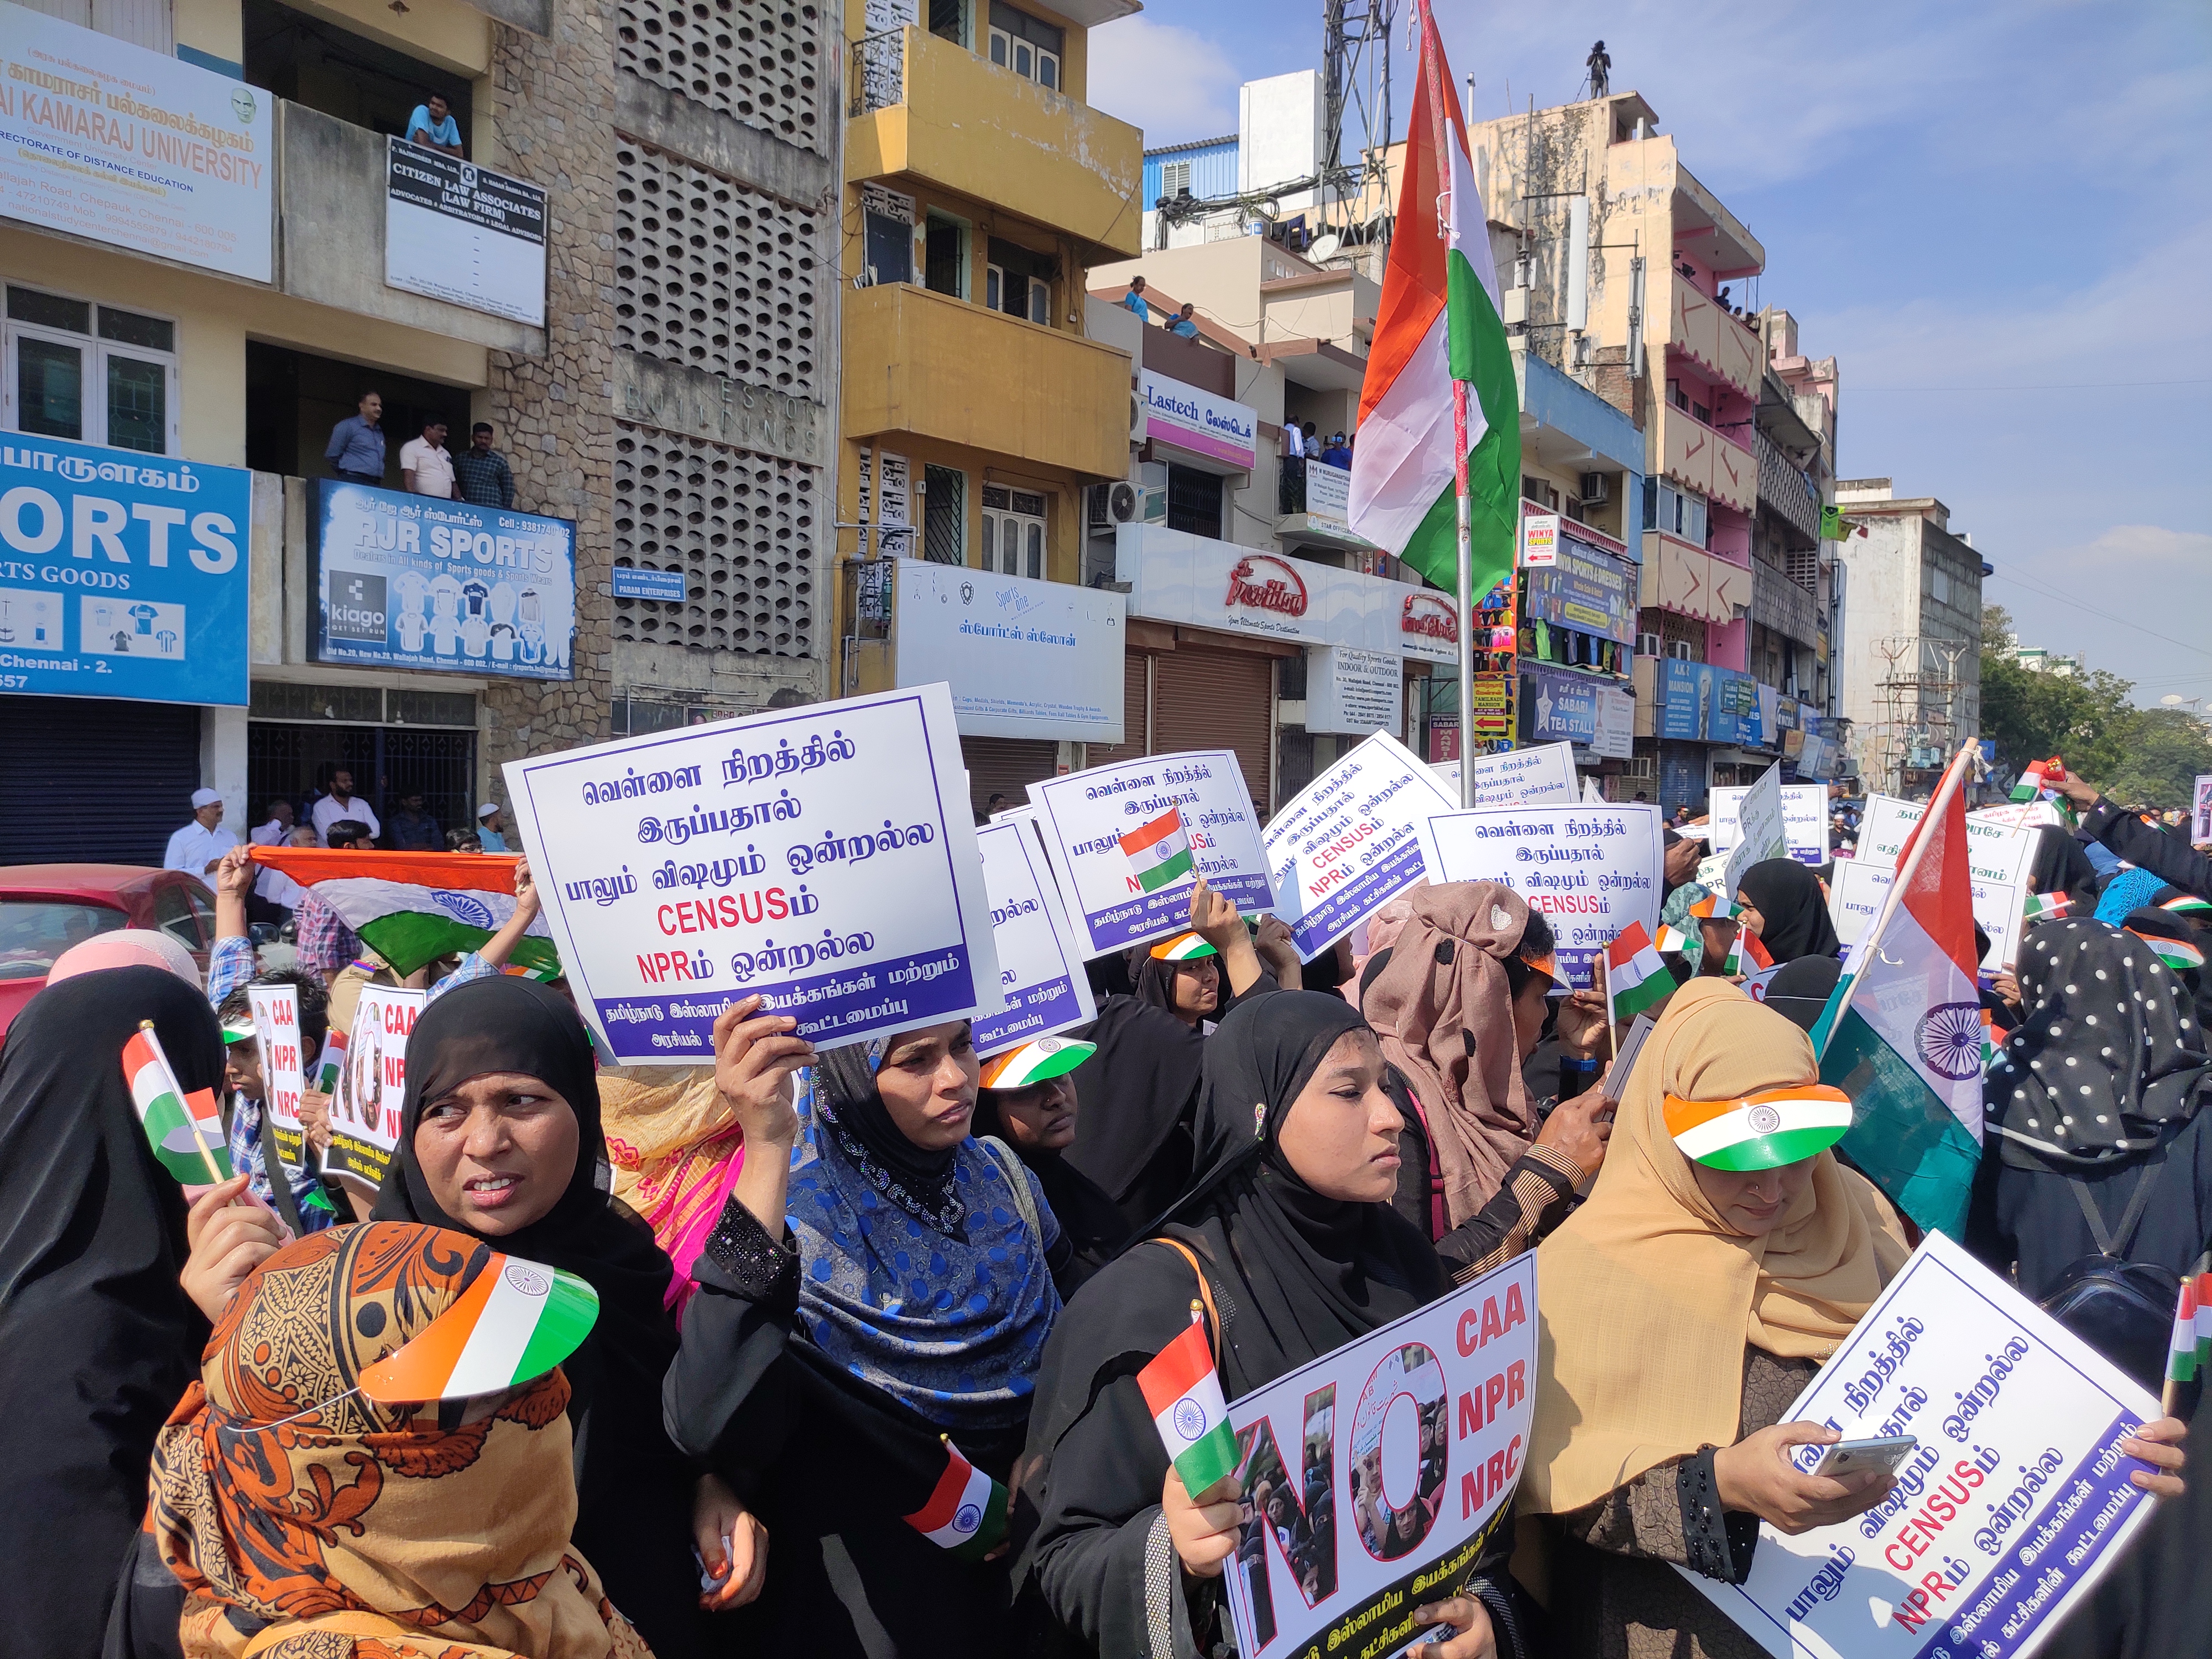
[836,1,1142,794]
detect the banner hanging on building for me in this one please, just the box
[891,558,1124,743]
[1685,1231,2163,1659]
[1027,749,1274,957]
[0,2,273,281]
[1219,1254,1538,1659]
[0,431,250,705]
[385,138,548,326]
[507,685,1001,1063]
[307,478,575,681]
[1264,731,1461,962]
[1417,803,1666,990]
[971,815,1095,1057]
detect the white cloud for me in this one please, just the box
[1085,15,1242,147]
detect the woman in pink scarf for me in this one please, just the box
[598,1065,745,1321]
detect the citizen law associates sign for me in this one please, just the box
[0,3,273,282]
[890,557,1124,743]
[385,139,548,327]
[0,431,251,705]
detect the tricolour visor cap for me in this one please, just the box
[1663,1083,1855,1172]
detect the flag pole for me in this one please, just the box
[1815,739,1975,1060]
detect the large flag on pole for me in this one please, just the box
[1347,3,1517,594]
[248,847,559,978]
[1809,745,1985,1237]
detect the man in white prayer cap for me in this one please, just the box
[163,787,239,877]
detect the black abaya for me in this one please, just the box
[369,976,702,1658]
[0,969,219,1659]
[1735,858,1839,963]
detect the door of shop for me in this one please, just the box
[1152,648,1273,813]
[0,695,202,864]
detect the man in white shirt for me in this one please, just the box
[400,419,456,498]
[310,769,381,846]
[249,799,295,846]
[164,787,239,876]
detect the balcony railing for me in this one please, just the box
[851,29,906,117]
[1658,266,1761,401]
[1754,431,1822,545]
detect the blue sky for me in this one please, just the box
[1089,1,2212,712]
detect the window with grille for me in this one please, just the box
[1165,465,1223,538]
[923,465,966,564]
[615,0,826,153]
[611,424,816,656]
[1161,159,1192,197]
[982,485,1046,578]
[613,144,822,398]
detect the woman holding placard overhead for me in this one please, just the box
[667,1001,1068,1658]
[1521,980,2186,1659]
[369,975,714,1659]
[1068,878,1295,1231]
[1015,990,1524,1658]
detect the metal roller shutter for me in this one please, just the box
[1154,648,1274,813]
[958,737,1059,817]
[1080,650,1152,773]
[1,696,204,865]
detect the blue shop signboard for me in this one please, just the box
[1524,664,1603,746]
[1522,534,1636,645]
[0,433,251,706]
[1657,658,1761,744]
[309,479,576,679]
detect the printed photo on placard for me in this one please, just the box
[325,986,421,1192]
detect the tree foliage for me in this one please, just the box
[1980,604,2212,807]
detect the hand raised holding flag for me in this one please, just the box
[1160,1463,1244,1578]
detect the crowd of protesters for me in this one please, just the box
[5,758,2205,1659]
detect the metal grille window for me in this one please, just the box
[611,423,817,656]
[615,0,825,151]
[922,465,966,565]
[1160,159,1191,197]
[980,485,1045,578]
[1165,465,1223,539]
[614,144,821,397]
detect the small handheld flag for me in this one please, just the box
[1655,920,1694,956]
[2167,1280,2199,1386]
[124,1023,230,1183]
[1723,925,1773,977]
[358,1253,599,1402]
[1138,1319,1240,1498]
[1119,807,1195,895]
[314,1026,347,1094]
[1603,923,1671,1022]
[903,1438,1008,1562]
[2011,756,2064,804]
[2021,891,2070,924]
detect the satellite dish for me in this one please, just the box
[1310,233,1342,262]
[2163,694,2184,706]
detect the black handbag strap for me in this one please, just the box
[2067,1141,2167,1259]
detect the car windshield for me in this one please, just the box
[0,900,127,979]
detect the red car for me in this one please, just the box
[0,865,217,1036]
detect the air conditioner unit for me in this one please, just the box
[1579,472,1610,503]
[1635,632,1662,656]
[1668,641,1693,660]
[1129,390,1147,444]
[1106,481,1141,524]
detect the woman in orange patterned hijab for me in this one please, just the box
[148,1221,654,1659]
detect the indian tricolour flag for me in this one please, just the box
[123,1024,231,1182]
[1811,745,1984,1239]
[1119,807,1195,895]
[1603,922,1671,1021]
[358,1253,599,1402]
[1346,1,1517,596]
[250,848,559,977]
[2021,891,2070,924]
[2168,1281,2199,1386]
[903,1438,1008,1562]
[2011,756,2063,803]
[1138,1321,1240,1498]
[1723,925,1773,977]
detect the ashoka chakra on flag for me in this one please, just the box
[1916,1003,1986,1081]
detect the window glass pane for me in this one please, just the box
[104,353,166,454]
[989,30,1006,65]
[97,308,174,351]
[985,267,1001,310]
[1029,280,1050,325]
[7,286,88,333]
[1001,516,1019,575]
[15,337,84,440]
[1039,50,1057,90]
[1025,522,1042,580]
[1014,41,1031,77]
[151,883,201,948]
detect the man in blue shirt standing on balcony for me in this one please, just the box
[406,91,465,156]
[325,392,384,484]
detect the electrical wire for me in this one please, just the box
[1986,568,2212,659]
[1853,377,2211,392]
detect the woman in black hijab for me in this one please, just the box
[371,974,706,1658]
[1015,991,1526,1658]
[2026,825,2101,916]
[1970,916,2210,1658]
[1068,880,1286,1230]
[1733,858,1839,964]
[0,968,220,1659]
[972,1041,1131,1293]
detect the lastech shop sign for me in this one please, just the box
[1139,370,1257,472]
[1115,523,1457,662]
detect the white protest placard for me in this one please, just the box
[1721,762,1789,898]
[1684,1230,2163,1659]
[1426,742,1579,809]
[1861,795,2036,889]
[246,983,309,1179]
[1027,750,1274,958]
[1711,783,1832,866]
[507,685,1001,1063]
[1418,804,1666,990]
[325,985,422,1193]
[2192,774,2211,844]
[1829,860,2024,970]
[1220,1254,1537,1659]
[1263,731,1459,962]
[1969,801,2069,834]
[970,817,1096,1057]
